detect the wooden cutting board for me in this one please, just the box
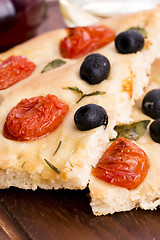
[0,188,160,240]
[0,3,160,240]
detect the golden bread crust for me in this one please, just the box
[0,7,160,195]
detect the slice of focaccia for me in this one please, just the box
[0,7,160,191]
[89,59,160,215]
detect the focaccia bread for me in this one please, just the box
[0,7,160,191]
[89,59,160,215]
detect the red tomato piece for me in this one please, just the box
[0,56,36,90]
[92,137,150,189]
[4,94,69,141]
[60,25,115,59]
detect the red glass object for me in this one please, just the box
[0,0,46,52]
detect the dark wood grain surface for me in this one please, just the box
[0,188,160,240]
[0,1,160,240]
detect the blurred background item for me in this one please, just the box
[0,0,46,52]
[59,0,160,27]
[1,0,160,52]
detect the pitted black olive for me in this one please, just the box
[142,89,160,119]
[149,119,160,143]
[74,104,108,131]
[115,30,144,54]
[80,53,110,85]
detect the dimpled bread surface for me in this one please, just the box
[0,7,160,191]
[89,59,160,215]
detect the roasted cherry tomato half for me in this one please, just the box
[60,25,115,59]
[4,94,69,141]
[92,137,150,189]
[0,56,36,90]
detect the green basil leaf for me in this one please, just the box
[41,59,66,73]
[114,120,150,141]
[44,159,61,174]
[128,27,148,38]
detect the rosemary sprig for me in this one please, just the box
[21,161,26,168]
[44,159,61,174]
[76,91,106,103]
[53,141,62,156]
[64,86,106,103]
[64,87,83,94]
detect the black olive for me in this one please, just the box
[115,30,144,54]
[74,104,108,131]
[142,89,160,119]
[149,119,160,143]
[80,53,110,85]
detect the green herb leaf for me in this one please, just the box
[53,141,62,156]
[41,59,66,73]
[113,120,150,141]
[128,27,148,38]
[44,159,61,174]
[77,91,106,103]
[21,161,26,168]
[64,86,106,103]
[64,87,83,94]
